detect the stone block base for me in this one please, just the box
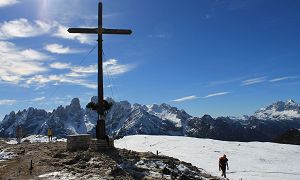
[66,134,114,151]
[67,134,91,151]
[89,138,114,151]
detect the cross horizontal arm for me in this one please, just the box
[68,28,98,34]
[102,28,132,35]
[68,28,132,35]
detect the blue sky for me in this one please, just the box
[0,0,300,119]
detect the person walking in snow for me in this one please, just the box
[219,154,229,178]
[47,128,53,142]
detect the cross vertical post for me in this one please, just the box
[67,2,132,140]
[97,2,105,139]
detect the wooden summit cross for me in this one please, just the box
[68,2,132,140]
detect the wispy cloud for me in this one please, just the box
[25,74,97,89]
[171,95,199,102]
[0,41,49,84]
[270,76,298,83]
[103,59,135,76]
[31,96,46,102]
[241,77,266,86]
[0,0,19,8]
[0,99,17,105]
[0,18,52,39]
[44,44,82,54]
[22,58,134,89]
[207,77,245,87]
[51,59,134,77]
[72,64,97,74]
[50,62,72,70]
[203,92,229,98]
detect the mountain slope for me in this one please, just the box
[1,98,300,143]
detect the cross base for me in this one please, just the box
[66,134,114,152]
[89,138,114,151]
[96,119,106,139]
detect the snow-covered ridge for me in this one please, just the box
[0,97,191,138]
[254,99,300,120]
[1,98,300,141]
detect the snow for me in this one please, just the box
[254,109,300,120]
[115,135,300,180]
[146,104,182,125]
[254,99,300,120]
[38,171,102,180]
[4,135,66,144]
[0,149,15,161]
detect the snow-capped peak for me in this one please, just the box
[287,99,296,104]
[254,99,300,120]
[146,103,191,126]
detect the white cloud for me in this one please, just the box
[50,62,72,69]
[31,96,46,102]
[0,18,97,44]
[203,92,229,98]
[26,74,97,89]
[52,25,95,44]
[0,0,18,8]
[270,76,298,83]
[0,18,52,39]
[69,59,134,76]
[103,59,134,76]
[44,43,82,54]
[171,95,199,102]
[25,59,133,89]
[72,64,97,74]
[241,77,266,86]
[0,43,133,89]
[0,99,16,105]
[0,41,49,84]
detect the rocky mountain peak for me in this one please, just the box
[91,96,98,103]
[287,99,296,104]
[70,98,80,108]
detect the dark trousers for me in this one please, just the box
[221,167,226,178]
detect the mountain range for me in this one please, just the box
[1,97,300,143]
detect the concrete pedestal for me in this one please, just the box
[66,134,114,151]
[67,134,91,151]
[89,138,114,151]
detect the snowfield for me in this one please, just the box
[115,135,300,180]
[5,135,66,144]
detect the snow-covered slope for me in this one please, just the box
[115,135,300,180]
[254,99,300,120]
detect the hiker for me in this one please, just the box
[219,154,229,178]
[47,128,53,142]
[16,125,22,144]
